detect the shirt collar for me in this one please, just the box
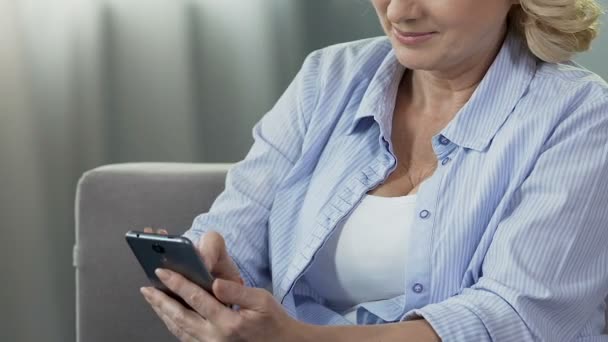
[346,30,538,152]
[346,39,403,139]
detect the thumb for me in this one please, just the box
[212,278,261,310]
[197,232,244,284]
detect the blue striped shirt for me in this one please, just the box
[184,31,608,341]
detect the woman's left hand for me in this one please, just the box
[140,268,305,342]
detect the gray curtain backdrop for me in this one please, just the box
[0,1,606,341]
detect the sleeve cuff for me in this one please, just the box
[400,290,532,342]
[294,295,355,326]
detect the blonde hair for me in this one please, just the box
[510,0,604,63]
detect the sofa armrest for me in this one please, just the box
[75,163,231,342]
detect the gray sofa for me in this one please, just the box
[75,163,231,342]
[74,163,608,342]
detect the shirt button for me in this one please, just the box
[412,283,424,293]
[419,210,431,219]
[439,136,450,145]
[441,157,451,165]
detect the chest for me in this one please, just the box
[268,105,546,304]
[369,97,455,196]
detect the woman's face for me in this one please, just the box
[371,0,515,73]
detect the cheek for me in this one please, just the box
[429,2,510,53]
[433,0,511,35]
[371,0,390,11]
[371,0,391,31]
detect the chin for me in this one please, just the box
[389,36,443,70]
[393,51,439,71]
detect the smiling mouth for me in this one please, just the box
[393,27,437,36]
[392,27,437,45]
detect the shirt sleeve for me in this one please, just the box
[294,296,355,325]
[290,274,356,325]
[183,50,322,290]
[402,97,608,341]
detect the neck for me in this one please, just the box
[403,27,507,117]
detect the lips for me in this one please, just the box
[392,27,437,45]
[393,27,436,37]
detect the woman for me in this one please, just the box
[140,0,608,340]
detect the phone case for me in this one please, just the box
[125,230,217,309]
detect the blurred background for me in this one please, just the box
[0,0,606,341]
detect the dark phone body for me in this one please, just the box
[125,230,218,309]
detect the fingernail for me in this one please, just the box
[155,268,170,281]
[140,287,150,296]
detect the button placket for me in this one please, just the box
[400,147,452,312]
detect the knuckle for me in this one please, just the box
[236,287,249,304]
[165,277,177,290]
[258,289,273,306]
[164,318,178,333]
[206,302,221,319]
[222,317,243,339]
[166,319,189,340]
[188,290,203,306]
[170,274,184,290]
[172,311,187,326]
[170,326,185,339]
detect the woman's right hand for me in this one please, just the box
[195,231,245,286]
[143,227,245,286]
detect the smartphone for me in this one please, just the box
[125,230,224,310]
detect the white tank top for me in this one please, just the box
[303,193,418,323]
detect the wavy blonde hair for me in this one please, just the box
[509,0,604,63]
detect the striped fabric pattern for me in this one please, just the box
[184,31,608,341]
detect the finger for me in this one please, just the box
[151,305,199,342]
[198,232,243,284]
[155,268,235,324]
[158,228,168,235]
[159,311,199,342]
[213,278,264,310]
[197,232,222,272]
[163,315,199,342]
[142,287,206,340]
[143,227,154,233]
